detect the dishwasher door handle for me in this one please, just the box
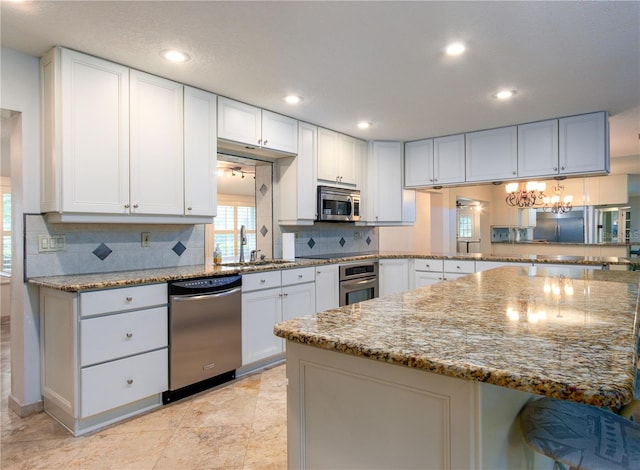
[170,286,242,303]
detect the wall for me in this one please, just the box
[379,191,431,253]
[25,215,204,278]
[1,47,42,413]
[283,225,378,258]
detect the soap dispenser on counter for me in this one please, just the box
[213,244,222,265]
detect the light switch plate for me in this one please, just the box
[38,235,66,252]
[141,232,151,247]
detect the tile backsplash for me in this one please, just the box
[25,214,205,278]
[277,225,379,258]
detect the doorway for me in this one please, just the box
[455,198,483,253]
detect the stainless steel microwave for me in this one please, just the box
[317,186,361,222]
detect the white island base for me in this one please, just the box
[285,341,554,470]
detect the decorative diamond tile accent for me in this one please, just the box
[339,237,346,247]
[260,225,269,237]
[366,236,372,245]
[92,242,112,261]
[259,184,268,196]
[307,238,316,249]
[172,241,187,256]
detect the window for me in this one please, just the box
[213,195,256,262]
[1,185,10,274]
[458,215,473,239]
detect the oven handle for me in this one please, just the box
[341,277,377,288]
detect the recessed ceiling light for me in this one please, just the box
[357,121,371,129]
[495,90,516,100]
[284,95,303,105]
[445,42,466,56]
[161,49,190,63]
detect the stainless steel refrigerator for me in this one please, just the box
[534,211,585,243]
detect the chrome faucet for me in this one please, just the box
[239,225,247,262]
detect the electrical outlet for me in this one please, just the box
[141,232,151,247]
[353,230,363,240]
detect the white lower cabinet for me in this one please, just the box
[241,268,315,368]
[40,284,168,436]
[315,264,340,312]
[379,259,410,296]
[442,260,475,281]
[412,259,445,288]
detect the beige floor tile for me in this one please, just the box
[1,409,71,443]
[0,438,85,469]
[182,384,259,428]
[243,423,287,470]
[154,424,251,469]
[98,399,191,435]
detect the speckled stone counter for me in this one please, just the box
[275,266,640,408]
[28,252,638,292]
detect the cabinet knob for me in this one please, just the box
[298,274,303,279]
[263,139,268,145]
[126,332,133,339]
[258,139,262,145]
[125,296,133,302]
[433,178,437,182]
[187,206,192,211]
[283,292,288,297]
[133,204,139,209]
[553,167,558,171]
[512,171,516,175]
[124,204,130,209]
[260,279,266,283]
[560,166,565,171]
[126,379,133,385]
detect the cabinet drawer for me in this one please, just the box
[80,283,167,318]
[281,267,315,286]
[80,348,168,418]
[414,259,444,272]
[80,307,168,367]
[242,271,282,292]
[443,260,475,274]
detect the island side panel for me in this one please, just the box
[286,341,475,470]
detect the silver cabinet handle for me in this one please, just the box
[260,279,266,283]
[263,139,268,145]
[553,167,558,171]
[125,296,133,302]
[298,274,303,278]
[258,139,262,145]
[124,204,130,209]
[283,292,288,297]
[126,379,133,385]
[125,332,133,339]
[560,166,565,171]
[512,171,516,175]
[187,206,192,211]
[133,204,139,209]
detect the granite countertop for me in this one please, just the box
[275,266,640,408]
[28,252,638,292]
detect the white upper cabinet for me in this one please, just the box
[279,122,317,225]
[465,126,517,182]
[184,86,217,217]
[559,111,609,176]
[262,110,298,154]
[365,141,404,224]
[517,119,559,178]
[217,97,298,154]
[404,139,434,187]
[317,127,358,186]
[41,48,130,214]
[129,70,184,215]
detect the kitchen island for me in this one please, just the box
[274,266,640,469]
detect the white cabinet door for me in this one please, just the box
[368,141,403,223]
[217,96,262,147]
[404,139,434,187]
[379,259,409,297]
[130,70,184,215]
[261,110,298,154]
[465,126,517,182]
[317,127,338,183]
[337,133,357,186]
[241,288,283,365]
[282,282,316,322]
[517,119,559,178]
[414,271,443,288]
[315,264,340,312]
[559,112,609,176]
[279,122,317,224]
[184,86,217,217]
[434,134,466,185]
[58,48,130,214]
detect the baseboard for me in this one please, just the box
[8,395,43,417]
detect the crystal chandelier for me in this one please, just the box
[542,183,573,214]
[505,181,546,208]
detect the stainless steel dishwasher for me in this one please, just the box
[163,275,242,404]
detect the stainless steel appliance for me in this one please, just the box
[317,185,361,222]
[339,261,378,306]
[534,211,585,243]
[163,275,242,404]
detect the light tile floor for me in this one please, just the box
[0,323,288,470]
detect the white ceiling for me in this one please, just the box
[2,1,639,162]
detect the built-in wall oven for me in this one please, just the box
[339,261,379,306]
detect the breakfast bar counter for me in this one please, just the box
[274,266,640,469]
